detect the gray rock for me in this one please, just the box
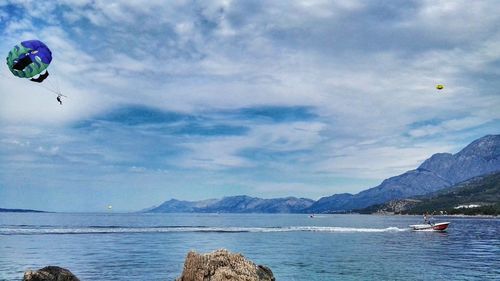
[23,266,80,281]
[176,249,275,281]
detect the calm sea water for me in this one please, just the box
[0,213,498,281]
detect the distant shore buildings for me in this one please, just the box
[454,204,481,209]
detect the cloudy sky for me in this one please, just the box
[0,0,499,212]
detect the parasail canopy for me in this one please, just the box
[6,40,52,83]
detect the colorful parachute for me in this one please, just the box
[6,40,52,83]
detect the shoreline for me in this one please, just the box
[1,211,497,218]
[371,213,498,218]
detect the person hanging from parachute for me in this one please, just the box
[6,40,65,104]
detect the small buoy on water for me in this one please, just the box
[436,84,444,90]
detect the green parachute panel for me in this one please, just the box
[6,40,52,79]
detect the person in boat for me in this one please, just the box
[423,212,431,225]
[57,95,62,105]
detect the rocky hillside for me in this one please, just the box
[360,171,500,215]
[148,196,314,213]
[307,134,500,213]
[419,135,500,183]
[148,198,219,213]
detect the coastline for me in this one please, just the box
[370,213,498,218]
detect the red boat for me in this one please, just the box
[409,222,450,231]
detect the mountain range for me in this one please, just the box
[359,171,500,215]
[306,134,500,213]
[146,134,500,213]
[0,208,46,213]
[148,196,314,213]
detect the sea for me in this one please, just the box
[0,213,498,281]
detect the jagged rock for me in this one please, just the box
[23,266,80,281]
[176,249,275,281]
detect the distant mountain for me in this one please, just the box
[147,196,315,213]
[0,208,46,213]
[145,135,500,214]
[307,134,500,213]
[419,135,500,183]
[148,198,219,213]
[359,171,500,215]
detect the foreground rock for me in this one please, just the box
[176,249,275,281]
[23,266,80,281]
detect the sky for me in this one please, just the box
[0,0,499,212]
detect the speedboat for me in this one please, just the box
[409,222,450,231]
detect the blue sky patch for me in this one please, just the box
[74,105,315,137]
[171,123,249,136]
[84,105,191,126]
[407,118,445,129]
[235,106,318,123]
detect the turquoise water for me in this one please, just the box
[0,213,498,280]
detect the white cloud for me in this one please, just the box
[314,143,457,179]
[0,1,499,207]
[408,112,500,138]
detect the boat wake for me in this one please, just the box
[0,226,408,235]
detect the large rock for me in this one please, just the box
[23,266,80,281]
[176,249,275,281]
